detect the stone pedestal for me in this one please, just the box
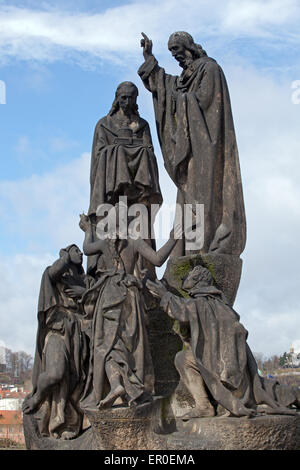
[164,413,300,450]
[146,301,182,397]
[23,403,300,450]
[83,401,164,450]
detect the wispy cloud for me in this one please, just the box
[0,252,55,353]
[1,0,300,357]
[0,0,299,65]
[0,152,90,252]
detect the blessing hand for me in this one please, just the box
[141,32,153,59]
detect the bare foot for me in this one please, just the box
[262,405,296,416]
[99,385,125,409]
[178,407,215,420]
[61,431,78,440]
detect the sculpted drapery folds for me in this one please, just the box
[87,81,162,278]
[147,266,298,418]
[23,245,91,440]
[139,32,246,257]
[79,211,180,410]
[88,81,162,215]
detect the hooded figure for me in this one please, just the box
[139,32,246,257]
[23,245,89,440]
[147,266,298,418]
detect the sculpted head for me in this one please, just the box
[168,32,207,69]
[182,265,213,291]
[110,81,139,116]
[60,244,83,266]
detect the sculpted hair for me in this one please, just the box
[168,31,207,59]
[59,244,84,273]
[189,265,213,286]
[109,81,139,116]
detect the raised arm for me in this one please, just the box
[138,32,164,93]
[79,213,106,256]
[135,237,176,267]
[48,252,70,282]
[134,225,181,267]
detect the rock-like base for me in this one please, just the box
[165,413,300,450]
[23,411,98,450]
[24,402,300,450]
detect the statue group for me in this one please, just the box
[23,32,300,450]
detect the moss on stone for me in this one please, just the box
[201,255,217,283]
[171,260,191,282]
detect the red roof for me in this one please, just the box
[0,388,27,399]
[0,410,22,425]
[2,391,26,399]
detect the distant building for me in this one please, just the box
[0,397,24,411]
[0,341,6,373]
[0,410,24,444]
[0,385,28,446]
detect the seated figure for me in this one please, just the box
[23,245,91,440]
[88,80,162,214]
[87,81,163,279]
[147,266,299,418]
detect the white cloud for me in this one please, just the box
[226,65,300,357]
[0,152,90,252]
[0,253,55,354]
[1,0,300,358]
[1,65,300,358]
[223,0,300,35]
[0,153,91,354]
[0,0,299,65]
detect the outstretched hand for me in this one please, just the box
[141,32,153,59]
[146,279,167,298]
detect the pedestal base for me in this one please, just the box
[24,402,300,450]
[164,413,300,450]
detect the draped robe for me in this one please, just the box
[160,287,295,416]
[30,256,89,438]
[80,238,154,410]
[88,114,162,215]
[87,113,163,279]
[138,55,246,256]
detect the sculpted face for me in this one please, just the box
[117,87,137,114]
[182,266,212,291]
[69,246,83,265]
[168,38,192,69]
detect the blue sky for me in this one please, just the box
[1,0,300,357]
